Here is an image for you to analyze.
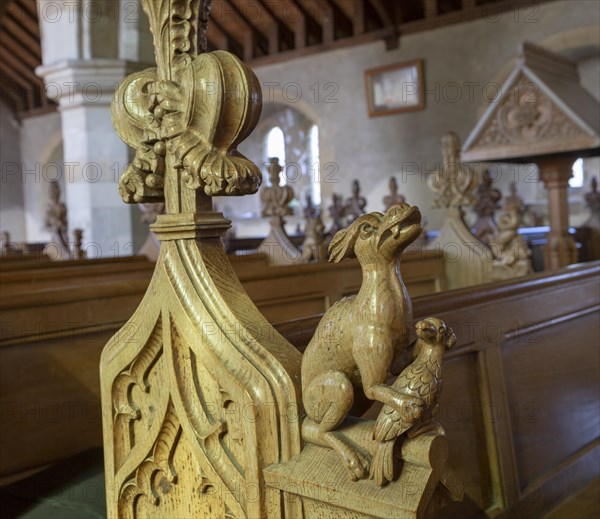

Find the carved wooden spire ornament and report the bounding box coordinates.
[582,176,600,260]
[344,179,367,223]
[112,0,261,204]
[101,2,302,518]
[428,132,490,289]
[383,176,406,210]
[44,180,70,260]
[328,192,346,235]
[102,3,462,518]
[473,167,502,245]
[257,157,304,264]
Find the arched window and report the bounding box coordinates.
[265,126,285,185]
[309,124,321,205]
[569,158,584,188]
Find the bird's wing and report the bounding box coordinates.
[373,395,424,442]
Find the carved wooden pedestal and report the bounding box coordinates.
[265,421,461,519]
[538,157,578,270]
[101,213,304,518]
[258,159,303,265]
[429,208,492,289]
[258,216,302,265]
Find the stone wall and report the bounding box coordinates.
[245,0,600,230]
[0,102,25,241]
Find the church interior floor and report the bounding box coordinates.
[0,449,105,519]
[0,448,597,519]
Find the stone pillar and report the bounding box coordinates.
[36,0,151,257]
[38,60,139,256]
[538,156,578,270]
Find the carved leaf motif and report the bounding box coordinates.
[118,401,181,518]
[261,160,294,217]
[112,318,164,470]
[497,77,553,143]
[168,318,247,497]
[140,0,210,81]
[429,132,476,209]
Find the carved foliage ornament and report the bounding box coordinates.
[474,76,587,148]
[260,158,294,217]
[112,0,262,203]
[428,132,477,208]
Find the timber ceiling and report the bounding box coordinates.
[0,0,549,118]
[0,0,53,117]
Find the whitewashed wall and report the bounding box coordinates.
[246,0,600,231]
[0,102,25,240]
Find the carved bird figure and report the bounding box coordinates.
[370,318,456,486]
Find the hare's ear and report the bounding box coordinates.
[328,225,359,263]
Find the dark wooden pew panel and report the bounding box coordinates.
[277,262,600,518]
[235,249,445,323]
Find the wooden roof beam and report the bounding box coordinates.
[367,0,394,26]
[0,64,36,111]
[353,0,365,35]
[0,46,48,110]
[0,83,27,113]
[424,0,438,18]
[256,0,295,52]
[0,46,43,87]
[9,0,40,38]
[0,60,33,91]
[318,0,353,41]
[3,15,41,60]
[366,0,399,49]
[221,0,269,58]
[210,17,245,60]
[0,0,12,18]
[288,0,322,47]
[0,30,40,70]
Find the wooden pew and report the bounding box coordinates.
[0,249,444,481]
[2,260,596,506]
[0,254,147,272]
[0,255,155,292]
[277,261,600,519]
[232,248,445,322]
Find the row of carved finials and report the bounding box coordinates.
[247,157,541,239]
[3,165,598,261]
[254,156,553,245]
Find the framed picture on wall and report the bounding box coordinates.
[365,60,425,117]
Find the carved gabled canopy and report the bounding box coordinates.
[462,41,600,163]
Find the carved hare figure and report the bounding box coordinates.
[301,203,422,480]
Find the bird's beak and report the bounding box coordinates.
[377,205,422,249]
[446,331,457,349]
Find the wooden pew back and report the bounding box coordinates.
[232,249,445,322]
[275,262,600,518]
